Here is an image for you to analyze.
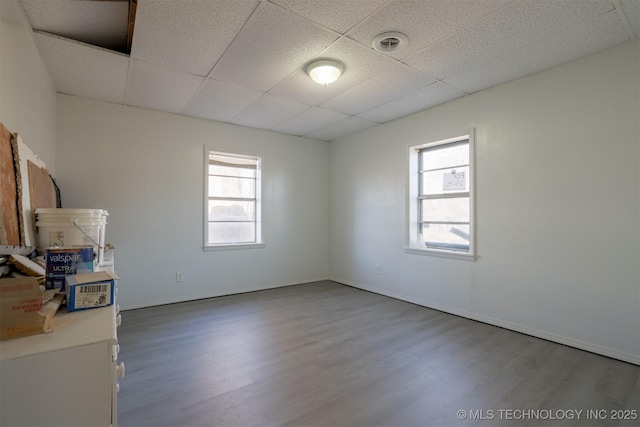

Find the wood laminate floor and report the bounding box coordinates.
[117,281,639,427]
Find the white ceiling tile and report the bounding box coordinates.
[270,0,388,33]
[273,107,349,136]
[230,94,309,130]
[321,63,435,115]
[347,0,512,60]
[131,0,259,76]
[306,116,378,141]
[19,0,632,139]
[126,60,204,114]
[21,0,128,51]
[33,32,128,104]
[270,37,396,106]
[183,79,263,123]
[357,82,464,123]
[405,0,616,80]
[443,10,630,94]
[210,2,339,92]
[621,0,640,38]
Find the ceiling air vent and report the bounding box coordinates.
[372,32,408,53]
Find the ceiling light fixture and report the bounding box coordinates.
[306,60,344,86]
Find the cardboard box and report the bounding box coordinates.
[0,277,62,340]
[65,272,117,312]
[45,246,94,291]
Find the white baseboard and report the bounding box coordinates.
[330,276,640,366]
[122,276,330,311]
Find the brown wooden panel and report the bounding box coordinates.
[27,160,56,212]
[0,122,20,245]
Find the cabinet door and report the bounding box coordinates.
[1,342,112,426]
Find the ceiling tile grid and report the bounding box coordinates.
[443,9,630,94]
[209,2,339,92]
[182,79,264,123]
[273,107,349,136]
[270,0,389,34]
[131,0,259,76]
[269,36,397,106]
[321,63,436,115]
[230,94,310,130]
[404,0,616,80]
[126,60,204,114]
[346,0,514,60]
[33,32,129,105]
[18,0,638,141]
[306,116,378,141]
[357,82,465,123]
[621,0,640,38]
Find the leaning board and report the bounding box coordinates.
[0,123,20,245]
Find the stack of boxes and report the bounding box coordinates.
[45,246,94,291]
[43,244,116,312]
[0,208,118,340]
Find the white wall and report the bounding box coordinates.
[0,0,56,173]
[56,96,330,310]
[329,40,640,364]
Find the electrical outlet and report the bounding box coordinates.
[176,272,184,282]
[375,265,381,274]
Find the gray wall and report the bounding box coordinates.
[56,96,330,310]
[329,40,640,363]
[0,0,56,173]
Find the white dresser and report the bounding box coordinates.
[0,303,124,426]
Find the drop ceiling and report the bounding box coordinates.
[19,0,639,141]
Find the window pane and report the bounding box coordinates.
[208,200,255,221]
[421,142,468,171]
[422,166,469,195]
[208,176,255,198]
[209,163,256,178]
[421,224,470,252]
[208,222,255,244]
[422,197,470,222]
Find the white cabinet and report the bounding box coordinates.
[0,304,122,426]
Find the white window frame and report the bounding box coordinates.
[203,147,264,251]
[405,130,475,261]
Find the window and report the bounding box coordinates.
[204,149,262,248]
[407,133,474,259]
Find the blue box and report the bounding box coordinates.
[65,272,117,312]
[45,246,94,291]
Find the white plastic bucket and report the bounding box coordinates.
[35,208,108,263]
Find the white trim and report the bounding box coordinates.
[203,146,264,249]
[407,129,476,259]
[330,277,640,366]
[120,276,331,311]
[405,247,476,261]
[203,243,266,251]
[412,133,470,150]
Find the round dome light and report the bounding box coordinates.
[307,60,344,86]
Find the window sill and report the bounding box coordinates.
[203,243,266,252]
[405,247,476,262]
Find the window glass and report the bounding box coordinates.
[421,166,470,195]
[421,224,470,251]
[411,135,473,256]
[421,198,470,223]
[208,200,255,221]
[208,222,255,245]
[421,143,469,171]
[205,150,261,247]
